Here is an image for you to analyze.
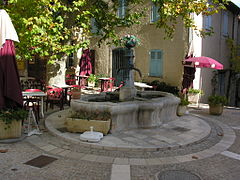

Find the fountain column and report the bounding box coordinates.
[119,46,137,101]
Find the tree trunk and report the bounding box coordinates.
[46,56,67,85]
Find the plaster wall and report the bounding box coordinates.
[90,1,187,88]
[193,10,236,103]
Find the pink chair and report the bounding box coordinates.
[25,89,42,92]
[66,74,77,85]
[46,88,64,111]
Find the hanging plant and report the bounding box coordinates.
[121,35,140,48]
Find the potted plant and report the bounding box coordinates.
[87,74,97,88]
[71,86,81,99]
[208,95,227,115]
[121,34,140,49]
[177,93,190,116]
[65,109,111,135]
[188,88,203,104]
[0,108,28,139]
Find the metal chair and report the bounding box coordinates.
[46,88,64,111]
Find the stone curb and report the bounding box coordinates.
[33,111,236,165]
[45,110,211,152]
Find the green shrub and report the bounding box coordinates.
[0,108,28,126]
[149,80,179,95]
[208,95,227,105]
[179,98,190,106]
[70,109,111,121]
[188,88,203,95]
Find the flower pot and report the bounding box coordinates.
[88,81,95,88]
[209,104,223,115]
[177,105,187,116]
[0,120,22,139]
[71,91,81,99]
[65,118,111,135]
[188,93,200,104]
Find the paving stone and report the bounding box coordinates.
[129,158,147,165]
[81,154,98,162]
[96,156,114,163]
[57,149,71,156]
[111,164,130,180]
[113,158,129,165]
[39,144,57,152]
[49,147,65,154]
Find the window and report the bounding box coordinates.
[90,18,98,34]
[149,50,163,77]
[117,0,127,18]
[204,15,212,30]
[151,2,159,22]
[222,11,228,36]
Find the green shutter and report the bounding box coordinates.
[149,50,163,77]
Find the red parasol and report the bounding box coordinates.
[79,49,92,76]
[183,56,224,70]
[0,10,23,109]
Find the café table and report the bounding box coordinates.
[76,75,89,87]
[99,77,111,92]
[22,91,47,118]
[134,82,153,91]
[52,84,72,105]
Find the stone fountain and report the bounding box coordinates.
[71,35,180,133]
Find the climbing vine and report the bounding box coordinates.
[226,38,240,72]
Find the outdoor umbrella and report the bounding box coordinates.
[0,9,22,109]
[79,49,92,76]
[183,56,224,70]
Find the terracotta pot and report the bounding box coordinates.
[0,120,22,139]
[177,105,187,116]
[209,104,223,115]
[71,91,81,99]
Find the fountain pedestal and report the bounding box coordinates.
[119,86,137,101]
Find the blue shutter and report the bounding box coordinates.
[149,50,163,77]
[151,2,159,22]
[91,18,97,33]
[118,0,126,18]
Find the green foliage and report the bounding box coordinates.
[87,74,98,83]
[153,0,228,39]
[226,38,240,72]
[2,0,144,62]
[179,98,190,106]
[188,88,203,95]
[1,0,228,63]
[178,92,190,106]
[0,108,28,126]
[150,80,179,95]
[70,109,111,121]
[208,95,228,105]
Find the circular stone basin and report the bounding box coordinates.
[157,170,202,180]
[71,91,180,133]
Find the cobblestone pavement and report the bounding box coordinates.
[0,105,240,180]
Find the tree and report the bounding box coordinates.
[1,0,228,62]
[0,0,228,83]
